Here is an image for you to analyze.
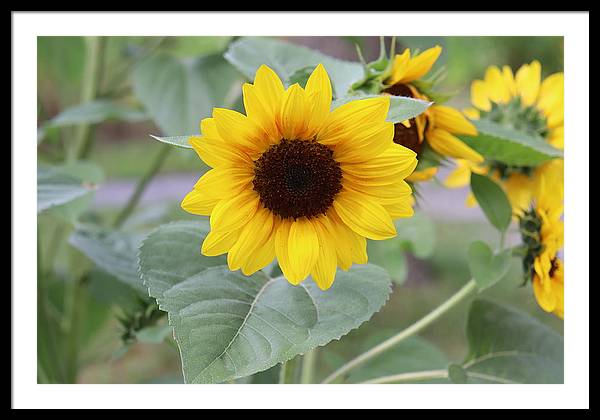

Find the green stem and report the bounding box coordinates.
[69,36,104,162]
[321,279,478,384]
[360,369,449,384]
[300,349,318,384]
[112,143,171,228]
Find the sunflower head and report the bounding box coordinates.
[382,46,482,183]
[517,168,564,318]
[446,61,564,214]
[182,64,418,290]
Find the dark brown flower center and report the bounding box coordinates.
[383,83,422,154]
[253,139,343,220]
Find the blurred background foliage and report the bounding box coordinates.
[37,36,563,384]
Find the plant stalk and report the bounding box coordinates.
[300,349,318,384]
[360,369,449,384]
[321,279,478,384]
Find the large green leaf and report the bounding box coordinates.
[224,37,364,98]
[37,165,94,213]
[332,94,431,124]
[462,299,563,383]
[460,119,563,167]
[133,53,242,135]
[38,100,147,143]
[367,240,408,285]
[470,173,513,232]
[467,241,512,291]
[138,220,392,384]
[69,227,146,294]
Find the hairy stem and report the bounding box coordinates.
[321,279,478,384]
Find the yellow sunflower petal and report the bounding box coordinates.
[181,188,219,216]
[242,83,281,144]
[471,80,492,112]
[463,107,480,120]
[305,63,333,135]
[275,219,300,284]
[484,65,511,104]
[502,65,517,97]
[406,167,438,183]
[318,96,389,146]
[515,60,541,107]
[384,200,414,219]
[213,108,267,153]
[333,121,394,163]
[227,207,275,274]
[444,159,473,188]
[430,105,477,136]
[402,45,442,83]
[192,167,254,199]
[288,217,319,283]
[189,135,252,168]
[341,143,417,179]
[310,218,338,290]
[548,126,564,149]
[537,72,564,129]
[333,191,396,240]
[200,118,222,140]
[201,228,240,256]
[278,83,310,140]
[533,275,557,313]
[210,190,259,233]
[426,128,484,163]
[387,48,411,85]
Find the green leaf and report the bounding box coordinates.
[467,241,512,291]
[69,227,146,294]
[332,94,431,124]
[462,299,563,383]
[224,37,364,98]
[44,161,105,223]
[37,165,94,213]
[138,220,392,384]
[460,119,563,166]
[149,134,194,149]
[347,332,449,383]
[133,53,241,135]
[470,173,512,232]
[39,99,147,142]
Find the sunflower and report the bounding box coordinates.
[383,45,483,182]
[446,61,564,214]
[518,167,564,318]
[181,64,418,290]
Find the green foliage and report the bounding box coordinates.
[462,300,563,383]
[460,119,563,167]
[470,173,513,232]
[332,94,431,124]
[37,164,98,213]
[467,241,512,291]
[38,100,147,143]
[224,37,364,98]
[138,220,392,383]
[69,227,146,294]
[133,53,242,135]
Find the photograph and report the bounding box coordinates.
[13,11,589,410]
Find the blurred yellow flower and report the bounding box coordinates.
[384,45,483,182]
[519,167,564,319]
[181,64,417,290]
[446,61,564,214]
